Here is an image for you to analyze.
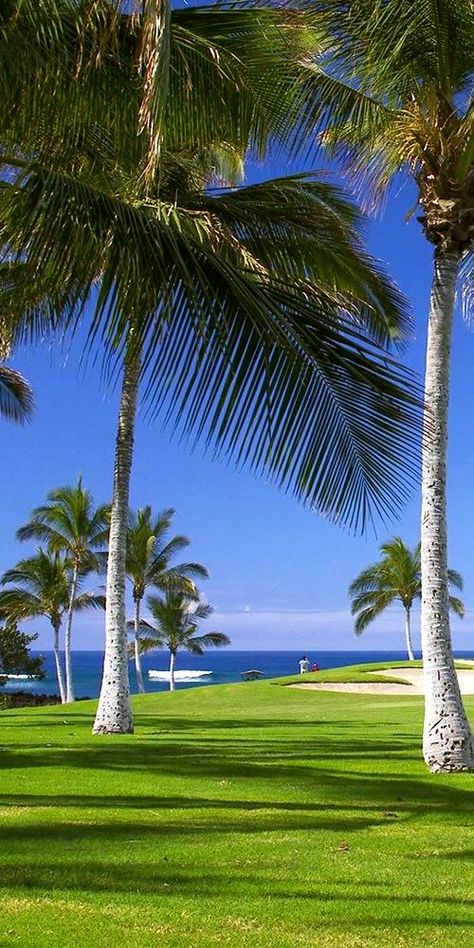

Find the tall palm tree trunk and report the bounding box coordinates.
[421,249,474,772]
[52,620,66,704]
[93,348,140,734]
[134,596,146,693]
[404,607,415,662]
[64,562,79,702]
[169,650,176,691]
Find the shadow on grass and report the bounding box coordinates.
[0,856,473,927]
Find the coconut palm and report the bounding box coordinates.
[0,1,421,733]
[17,480,109,702]
[126,505,208,693]
[135,591,229,691]
[308,0,474,771]
[0,549,105,702]
[0,366,33,423]
[349,539,465,661]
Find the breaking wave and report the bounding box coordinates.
[1,673,40,680]
[148,669,213,682]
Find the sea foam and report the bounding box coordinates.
[148,669,212,682]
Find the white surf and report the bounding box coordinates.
[148,669,212,682]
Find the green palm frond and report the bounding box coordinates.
[16,478,110,564]
[73,592,106,613]
[353,597,394,636]
[349,535,465,633]
[125,505,208,600]
[139,590,225,656]
[447,569,464,592]
[0,365,34,423]
[449,595,465,618]
[2,155,421,530]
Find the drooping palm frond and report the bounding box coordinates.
[447,568,464,592]
[0,365,33,422]
[353,595,394,636]
[449,596,465,618]
[2,155,421,531]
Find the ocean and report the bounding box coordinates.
[3,649,474,698]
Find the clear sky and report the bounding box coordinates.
[2,155,474,653]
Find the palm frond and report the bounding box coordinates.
[447,569,464,592]
[0,365,34,423]
[353,596,394,636]
[449,595,465,618]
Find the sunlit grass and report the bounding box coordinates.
[0,669,473,946]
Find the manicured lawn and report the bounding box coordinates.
[0,673,473,947]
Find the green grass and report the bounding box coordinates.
[0,667,474,947]
[281,658,474,687]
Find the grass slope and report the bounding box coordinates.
[0,670,473,947]
[281,659,474,686]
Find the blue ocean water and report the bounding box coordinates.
[3,649,474,699]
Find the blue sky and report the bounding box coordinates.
[2,158,474,653]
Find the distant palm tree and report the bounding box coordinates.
[0,366,33,423]
[135,591,229,691]
[0,549,104,702]
[349,539,464,661]
[17,479,109,702]
[126,506,208,693]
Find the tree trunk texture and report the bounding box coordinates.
[134,596,146,694]
[404,608,415,662]
[421,249,474,772]
[93,349,140,734]
[64,562,79,702]
[169,650,175,691]
[53,622,66,704]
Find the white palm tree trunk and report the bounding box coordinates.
[134,596,146,694]
[93,349,140,734]
[53,621,66,704]
[64,562,79,703]
[169,650,176,691]
[421,249,473,772]
[404,607,415,662]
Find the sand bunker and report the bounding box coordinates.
[290,665,474,696]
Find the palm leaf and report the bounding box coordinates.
[0,365,34,422]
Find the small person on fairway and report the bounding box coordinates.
[298,655,310,674]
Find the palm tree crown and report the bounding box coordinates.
[126,505,208,692]
[16,479,109,701]
[0,549,104,701]
[126,506,208,602]
[17,478,109,568]
[135,589,230,691]
[349,538,464,654]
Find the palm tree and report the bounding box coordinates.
[0,549,104,702]
[1,2,421,733]
[135,591,230,691]
[126,505,208,693]
[17,479,109,702]
[349,538,465,661]
[0,366,33,423]
[309,0,474,771]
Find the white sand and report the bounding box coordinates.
[290,665,474,696]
